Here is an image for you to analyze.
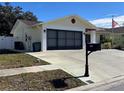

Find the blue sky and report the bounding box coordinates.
[1,2,124,21]
[1,2,124,28]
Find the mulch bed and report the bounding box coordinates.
[0,69,87,91]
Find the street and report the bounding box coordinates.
[88,78,124,91]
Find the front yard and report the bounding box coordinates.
[0,50,87,90]
[0,69,86,91]
[0,53,49,69]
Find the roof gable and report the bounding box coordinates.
[11,20,42,34]
[44,15,97,29]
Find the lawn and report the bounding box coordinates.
[0,53,49,69]
[0,69,87,91]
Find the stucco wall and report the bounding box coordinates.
[13,21,41,51]
[44,16,85,31]
[112,33,124,48]
[96,34,100,43]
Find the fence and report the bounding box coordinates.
[0,36,14,49]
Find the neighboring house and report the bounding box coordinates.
[95,27,124,48]
[11,15,97,52]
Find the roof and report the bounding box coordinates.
[11,20,42,34]
[45,15,97,29]
[97,27,124,34]
[11,15,97,34]
[20,20,40,26]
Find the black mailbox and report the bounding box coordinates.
[87,43,101,52]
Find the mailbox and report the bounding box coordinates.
[86,43,101,52]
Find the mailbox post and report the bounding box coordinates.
[84,42,89,77]
[84,36,101,77]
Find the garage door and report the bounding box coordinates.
[47,29,82,50]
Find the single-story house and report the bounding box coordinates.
[95,27,124,48]
[11,15,98,52]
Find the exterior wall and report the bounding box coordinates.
[112,33,124,48]
[96,33,110,43]
[44,17,85,31]
[96,34,100,43]
[13,21,41,51]
[0,36,14,49]
[13,22,25,42]
[42,16,86,51]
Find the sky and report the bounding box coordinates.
[1,2,124,28]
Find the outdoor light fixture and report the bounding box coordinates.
[44,30,46,32]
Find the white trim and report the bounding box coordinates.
[90,30,96,43]
[83,32,86,49]
[41,27,47,51]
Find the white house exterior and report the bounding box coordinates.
[11,15,97,52]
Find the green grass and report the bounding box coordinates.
[0,53,49,69]
[0,69,87,91]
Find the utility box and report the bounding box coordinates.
[87,43,101,52]
[14,42,24,50]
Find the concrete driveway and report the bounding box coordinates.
[28,49,124,83]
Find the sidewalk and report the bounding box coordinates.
[0,65,59,77]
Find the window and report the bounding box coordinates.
[71,18,76,24]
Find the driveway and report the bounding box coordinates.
[28,49,124,83]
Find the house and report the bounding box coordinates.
[11,15,97,52]
[92,27,124,48]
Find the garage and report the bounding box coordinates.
[47,29,82,50]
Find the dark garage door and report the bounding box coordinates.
[47,29,82,50]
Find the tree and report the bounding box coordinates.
[0,3,38,36]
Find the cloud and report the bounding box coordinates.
[90,15,124,28]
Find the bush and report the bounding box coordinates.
[101,42,112,49]
[103,38,112,43]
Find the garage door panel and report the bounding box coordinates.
[75,32,82,39]
[66,40,75,46]
[66,32,75,39]
[58,31,66,39]
[75,40,82,46]
[47,30,57,38]
[58,39,66,47]
[47,39,57,47]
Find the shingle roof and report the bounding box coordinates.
[97,27,124,33]
[20,20,40,26]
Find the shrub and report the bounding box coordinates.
[101,42,112,49]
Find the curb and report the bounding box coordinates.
[66,75,124,91]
